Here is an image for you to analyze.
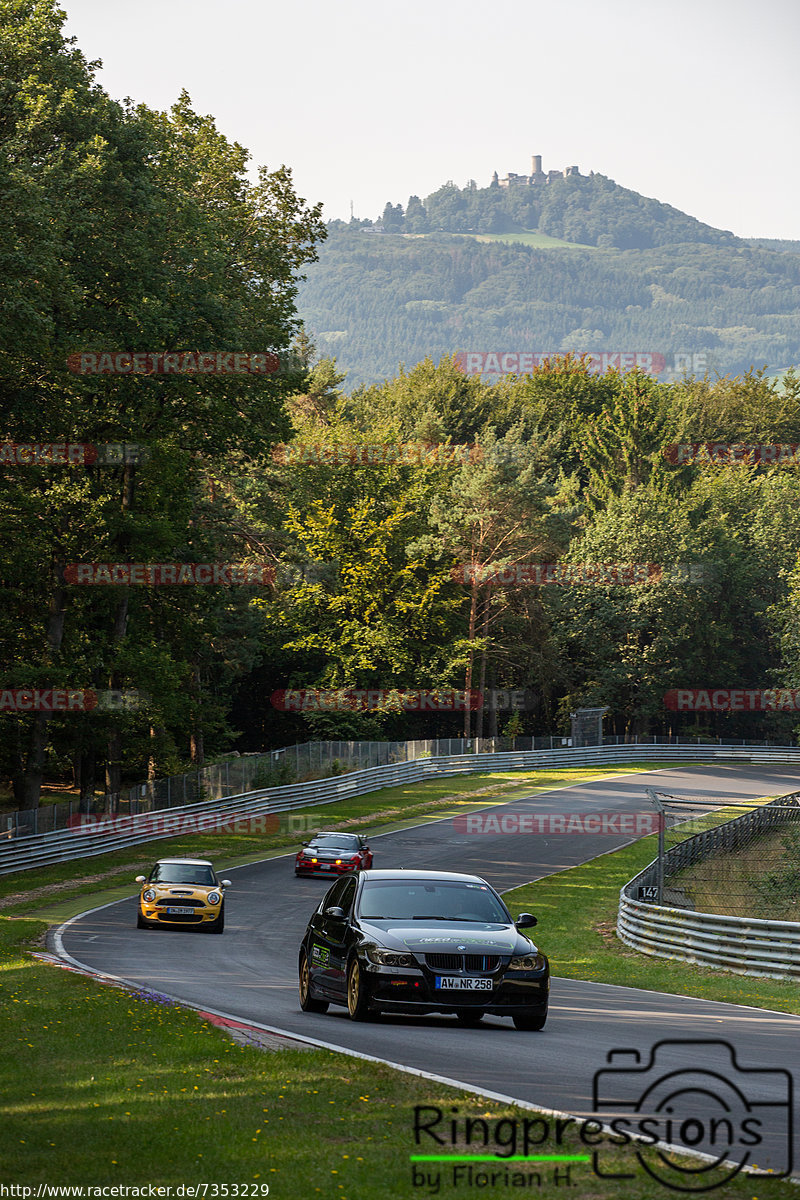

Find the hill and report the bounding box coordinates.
[295,168,800,389]
[297,232,800,391]
[370,170,740,250]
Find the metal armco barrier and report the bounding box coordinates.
[617,892,800,980]
[618,792,800,980]
[4,742,800,878]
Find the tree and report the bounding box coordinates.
[405,195,429,234]
[409,427,568,737]
[381,202,404,232]
[0,0,326,806]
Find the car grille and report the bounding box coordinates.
[425,954,500,972]
[155,897,205,908]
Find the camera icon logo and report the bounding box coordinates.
[592,1039,793,1192]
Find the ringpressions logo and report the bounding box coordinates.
[408,1039,793,1193]
[591,1038,793,1191]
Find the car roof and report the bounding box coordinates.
[312,831,359,838]
[153,858,213,867]
[360,869,490,884]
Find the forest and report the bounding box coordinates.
[372,172,740,247]
[298,230,800,391]
[4,1,800,812]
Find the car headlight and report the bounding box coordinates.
[365,947,417,967]
[207,892,221,906]
[508,953,545,971]
[142,889,156,903]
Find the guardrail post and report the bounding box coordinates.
[646,788,666,904]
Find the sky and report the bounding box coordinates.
[61,0,800,239]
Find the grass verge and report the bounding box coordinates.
[667,823,800,920]
[503,832,800,1014]
[1,919,795,1196]
[450,230,590,250]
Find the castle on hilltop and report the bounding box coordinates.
[493,156,582,188]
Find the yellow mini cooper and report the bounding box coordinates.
[135,857,231,932]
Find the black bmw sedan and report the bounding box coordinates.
[298,869,549,1030]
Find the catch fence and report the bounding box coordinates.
[3,733,781,837]
[618,788,800,979]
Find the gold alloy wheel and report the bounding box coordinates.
[299,950,329,1013]
[347,959,361,1015]
[346,957,373,1020]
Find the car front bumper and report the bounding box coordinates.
[295,862,359,876]
[140,904,221,925]
[363,963,550,1015]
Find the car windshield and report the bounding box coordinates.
[358,880,509,923]
[149,863,216,886]
[311,835,359,849]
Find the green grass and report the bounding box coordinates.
[503,832,800,1014]
[1,919,796,1196]
[1,764,670,920]
[452,230,590,249]
[0,784,96,810]
[667,824,800,920]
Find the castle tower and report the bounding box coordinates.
[531,154,542,176]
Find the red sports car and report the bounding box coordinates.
[295,831,373,877]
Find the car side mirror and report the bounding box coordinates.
[135,875,146,883]
[325,905,346,919]
[301,842,309,847]
[515,912,537,928]
[221,880,232,887]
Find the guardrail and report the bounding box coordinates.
[5,742,800,878]
[9,732,786,837]
[618,793,800,980]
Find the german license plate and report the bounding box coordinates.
[435,977,492,990]
[166,906,194,915]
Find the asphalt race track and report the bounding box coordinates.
[57,764,800,1180]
